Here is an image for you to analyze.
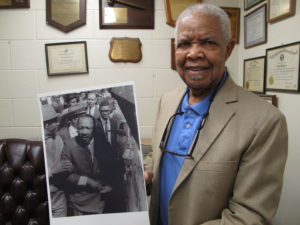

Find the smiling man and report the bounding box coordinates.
[144,3,288,225]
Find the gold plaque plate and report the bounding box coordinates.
[0,0,12,6]
[109,38,142,63]
[46,0,86,33]
[51,0,80,26]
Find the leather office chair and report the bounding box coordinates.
[0,139,49,225]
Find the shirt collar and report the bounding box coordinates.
[181,71,228,116]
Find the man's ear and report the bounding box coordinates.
[225,39,235,61]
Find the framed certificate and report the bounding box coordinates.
[165,0,202,27]
[244,0,264,11]
[258,94,277,106]
[243,56,266,94]
[266,42,300,92]
[0,0,30,8]
[268,0,296,23]
[244,4,267,48]
[45,41,89,76]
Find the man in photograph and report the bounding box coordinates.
[62,114,111,216]
[42,104,73,217]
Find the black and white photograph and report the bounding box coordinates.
[38,82,149,225]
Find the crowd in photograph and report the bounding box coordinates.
[40,88,147,217]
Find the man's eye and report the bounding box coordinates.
[177,42,190,48]
[205,40,217,46]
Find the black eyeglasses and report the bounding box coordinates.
[159,111,209,159]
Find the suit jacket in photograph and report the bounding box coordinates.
[61,137,104,214]
[147,76,288,225]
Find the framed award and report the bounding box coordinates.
[243,56,266,94]
[266,42,300,92]
[244,4,267,48]
[99,0,154,29]
[46,0,86,33]
[268,0,296,23]
[45,41,89,76]
[244,0,264,11]
[165,0,202,27]
[0,0,30,8]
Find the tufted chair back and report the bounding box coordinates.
[0,139,49,225]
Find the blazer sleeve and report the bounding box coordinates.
[201,112,288,225]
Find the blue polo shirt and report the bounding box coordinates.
[159,90,212,225]
[159,73,227,225]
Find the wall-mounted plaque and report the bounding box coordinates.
[99,0,154,29]
[171,38,176,70]
[109,38,142,63]
[266,42,300,92]
[243,56,266,94]
[268,0,296,23]
[0,0,30,8]
[258,94,277,107]
[221,7,240,43]
[165,0,202,27]
[244,0,264,11]
[46,0,86,33]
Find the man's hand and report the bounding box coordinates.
[87,178,103,191]
[100,185,112,194]
[144,170,153,185]
[52,159,73,174]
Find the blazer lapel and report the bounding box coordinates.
[172,77,238,193]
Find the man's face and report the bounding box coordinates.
[77,117,94,145]
[100,105,111,120]
[175,13,234,95]
[87,93,97,107]
[69,98,78,106]
[45,119,58,135]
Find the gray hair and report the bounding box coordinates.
[175,3,231,44]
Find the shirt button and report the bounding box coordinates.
[188,110,192,114]
[186,124,191,128]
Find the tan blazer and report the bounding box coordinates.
[147,76,288,225]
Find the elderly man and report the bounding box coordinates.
[62,114,111,215]
[42,104,72,217]
[144,3,288,225]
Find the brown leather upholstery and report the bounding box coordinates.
[0,139,49,225]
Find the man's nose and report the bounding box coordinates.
[187,43,205,59]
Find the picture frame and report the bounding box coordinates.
[165,0,202,27]
[0,0,30,8]
[244,0,265,11]
[258,94,277,106]
[45,41,89,76]
[266,41,300,92]
[171,38,176,70]
[243,56,266,94]
[99,0,154,29]
[46,0,86,33]
[268,0,296,23]
[244,4,267,49]
[221,7,240,43]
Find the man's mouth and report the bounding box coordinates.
[185,66,210,71]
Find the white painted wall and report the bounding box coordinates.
[237,1,300,225]
[0,0,299,224]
